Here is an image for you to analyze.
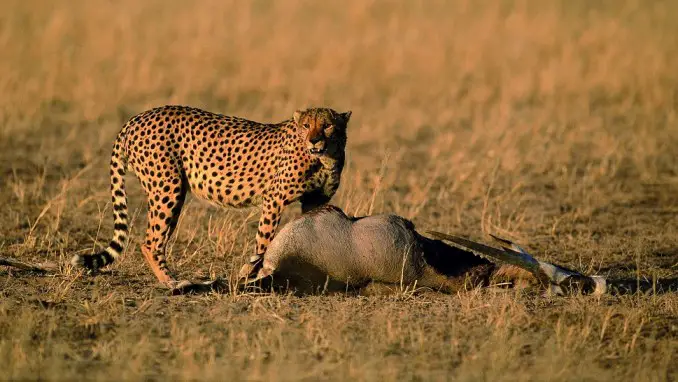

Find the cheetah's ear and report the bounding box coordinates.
[293,110,303,125]
[340,111,352,125]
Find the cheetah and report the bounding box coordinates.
[70,105,352,290]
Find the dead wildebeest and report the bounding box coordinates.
[239,205,607,296]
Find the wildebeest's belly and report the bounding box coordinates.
[271,256,370,294]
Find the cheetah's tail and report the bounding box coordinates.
[71,133,129,271]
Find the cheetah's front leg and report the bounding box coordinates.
[238,197,284,280]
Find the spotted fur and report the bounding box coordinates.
[71,105,351,287]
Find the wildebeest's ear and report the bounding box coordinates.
[293,110,303,125]
[340,111,352,125]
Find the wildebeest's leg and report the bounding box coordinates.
[417,264,496,293]
[490,264,538,288]
[427,231,608,295]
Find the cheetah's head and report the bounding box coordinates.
[293,108,352,157]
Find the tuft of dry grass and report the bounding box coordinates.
[1,0,677,380]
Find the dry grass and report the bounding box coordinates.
[1,0,677,380]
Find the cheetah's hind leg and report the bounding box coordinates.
[139,188,228,294]
[138,178,192,291]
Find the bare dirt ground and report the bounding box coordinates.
[1,1,677,380]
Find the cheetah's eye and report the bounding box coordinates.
[303,123,310,129]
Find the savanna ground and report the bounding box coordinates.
[1,0,677,380]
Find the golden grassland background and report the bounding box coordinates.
[1,0,677,380]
